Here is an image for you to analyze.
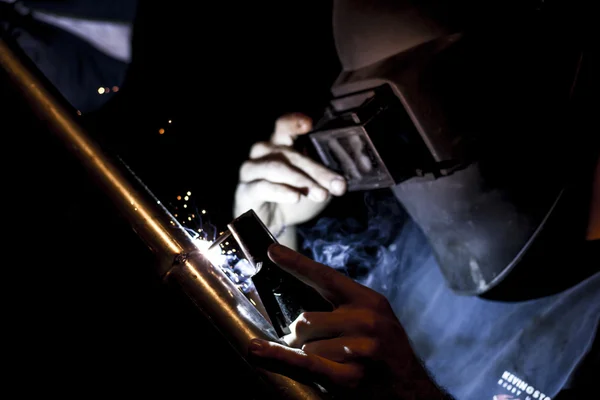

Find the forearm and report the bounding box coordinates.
[250,202,299,250]
[277,225,297,250]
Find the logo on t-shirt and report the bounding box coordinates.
[494,371,551,400]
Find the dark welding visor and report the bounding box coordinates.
[314,30,586,295]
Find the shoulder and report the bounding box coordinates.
[561,242,600,394]
[557,318,599,398]
[554,268,600,398]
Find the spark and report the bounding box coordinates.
[194,237,230,269]
[168,198,252,290]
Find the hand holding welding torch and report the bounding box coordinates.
[248,244,448,399]
[234,113,347,246]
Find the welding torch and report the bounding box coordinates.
[208,210,333,337]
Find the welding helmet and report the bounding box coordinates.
[324,0,594,295]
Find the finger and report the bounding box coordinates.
[236,180,301,205]
[239,157,328,202]
[348,135,372,174]
[249,339,364,388]
[328,138,362,179]
[249,141,274,159]
[302,337,380,363]
[284,309,377,348]
[271,113,313,146]
[268,244,373,305]
[283,311,345,348]
[250,143,346,196]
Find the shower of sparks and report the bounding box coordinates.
[190,233,255,292]
[166,190,256,292]
[193,236,229,268]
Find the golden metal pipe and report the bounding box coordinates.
[0,36,326,399]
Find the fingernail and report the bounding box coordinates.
[296,120,309,132]
[249,339,264,354]
[330,178,346,195]
[268,244,288,261]
[268,243,282,255]
[308,187,327,202]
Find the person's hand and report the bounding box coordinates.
[234,113,347,234]
[247,244,449,399]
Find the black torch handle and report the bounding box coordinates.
[252,260,333,337]
[228,210,333,337]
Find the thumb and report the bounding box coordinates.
[271,113,313,146]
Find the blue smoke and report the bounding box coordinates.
[298,191,409,286]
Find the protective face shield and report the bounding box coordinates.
[299,0,592,295]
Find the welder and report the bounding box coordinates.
[233,1,599,398]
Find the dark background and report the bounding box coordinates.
[94,2,341,228]
[3,2,340,396]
